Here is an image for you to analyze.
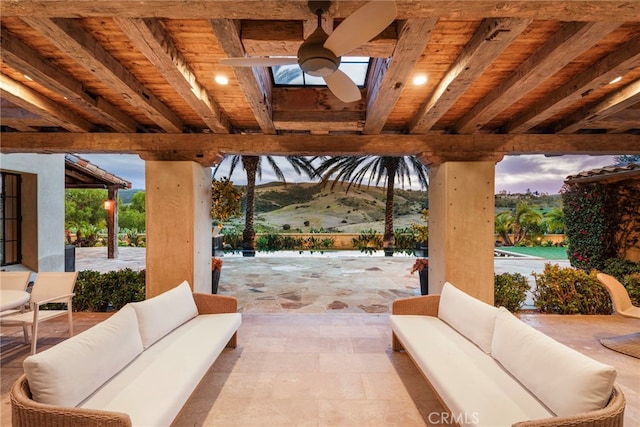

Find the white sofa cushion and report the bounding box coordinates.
[437,282,498,353]
[391,315,553,426]
[131,280,198,349]
[23,304,143,407]
[492,307,617,417]
[79,312,242,426]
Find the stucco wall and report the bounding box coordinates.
[0,153,65,271]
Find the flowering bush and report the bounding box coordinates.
[212,257,223,272]
[410,258,429,274]
[561,182,616,271]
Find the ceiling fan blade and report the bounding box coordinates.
[324,70,362,103]
[220,57,298,67]
[324,1,397,57]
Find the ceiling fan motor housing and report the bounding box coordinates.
[297,27,340,77]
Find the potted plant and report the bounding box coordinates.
[211,176,242,255]
[410,258,429,295]
[411,209,429,257]
[211,257,223,294]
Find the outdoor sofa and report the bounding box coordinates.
[10,280,241,427]
[391,282,625,427]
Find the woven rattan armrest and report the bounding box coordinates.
[192,293,238,348]
[392,295,440,316]
[513,384,625,427]
[11,375,132,427]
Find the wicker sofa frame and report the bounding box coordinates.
[392,295,626,427]
[10,293,239,427]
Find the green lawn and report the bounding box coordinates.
[498,246,569,260]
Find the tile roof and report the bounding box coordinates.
[565,163,640,185]
[65,154,131,189]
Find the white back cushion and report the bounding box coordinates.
[438,281,498,353]
[131,280,198,349]
[492,308,617,416]
[23,304,143,407]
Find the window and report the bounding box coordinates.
[1,172,21,266]
[272,56,370,86]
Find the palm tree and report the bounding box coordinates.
[495,202,543,245]
[314,156,429,256]
[544,207,565,234]
[215,155,316,256]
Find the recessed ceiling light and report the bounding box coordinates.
[413,74,427,86]
[609,76,622,85]
[23,74,33,81]
[215,75,229,85]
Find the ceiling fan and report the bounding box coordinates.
[220,1,397,103]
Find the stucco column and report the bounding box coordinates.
[428,161,495,304]
[145,161,212,297]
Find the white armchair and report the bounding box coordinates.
[0,272,78,354]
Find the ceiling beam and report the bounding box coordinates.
[410,18,531,134]
[114,18,231,133]
[1,28,138,133]
[2,1,639,21]
[2,133,639,164]
[454,21,623,133]
[21,17,184,133]
[504,34,640,133]
[364,18,438,135]
[552,79,640,134]
[210,19,277,134]
[0,73,93,132]
[242,20,396,58]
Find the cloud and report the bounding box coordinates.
[495,154,616,194]
[79,154,146,189]
[77,153,617,195]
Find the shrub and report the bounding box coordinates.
[74,269,145,312]
[602,257,640,279]
[561,182,617,271]
[532,263,612,314]
[256,233,282,252]
[352,229,383,255]
[623,273,640,306]
[494,272,530,312]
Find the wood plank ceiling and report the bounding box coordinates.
[1,1,639,165]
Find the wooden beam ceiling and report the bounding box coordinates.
[209,18,277,134]
[1,28,138,133]
[2,133,638,163]
[21,17,184,132]
[0,73,92,132]
[114,17,231,133]
[363,18,438,134]
[454,21,623,133]
[410,17,531,134]
[2,1,640,21]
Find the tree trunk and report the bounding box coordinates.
[383,158,398,256]
[242,156,259,256]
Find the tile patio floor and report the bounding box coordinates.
[1,248,638,426]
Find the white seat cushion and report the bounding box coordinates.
[131,280,198,349]
[79,312,241,427]
[437,282,499,354]
[24,305,143,407]
[391,315,553,427]
[491,308,617,417]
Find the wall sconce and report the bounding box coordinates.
[103,200,114,210]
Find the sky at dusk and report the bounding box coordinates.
[80,153,617,195]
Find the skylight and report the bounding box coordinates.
[272,57,370,87]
